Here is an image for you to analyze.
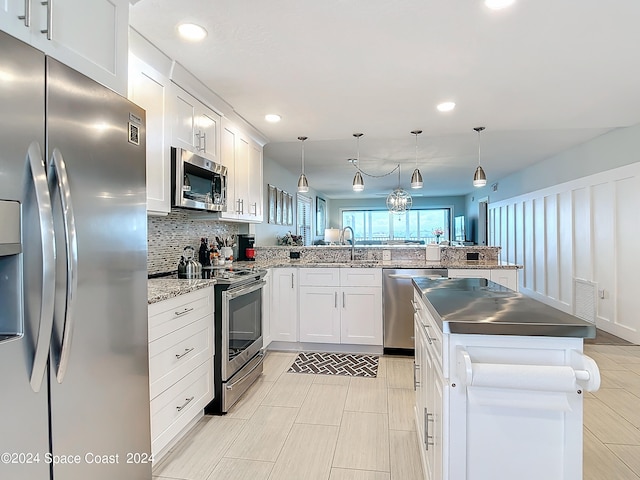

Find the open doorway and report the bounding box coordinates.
[478,197,489,246]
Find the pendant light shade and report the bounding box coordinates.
[297,136,309,193]
[352,171,364,192]
[352,133,365,192]
[472,127,487,188]
[410,130,423,189]
[473,165,487,187]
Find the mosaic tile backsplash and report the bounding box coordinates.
[148,209,240,275]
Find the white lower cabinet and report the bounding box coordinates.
[298,268,383,346]
[270,268,298,342]
[262,269,272,349]
[148,287,214,460]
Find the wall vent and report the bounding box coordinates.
[574,278,597,324]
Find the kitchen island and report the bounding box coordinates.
[412,277,599,480]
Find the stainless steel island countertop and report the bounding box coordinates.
[413,277,596,338]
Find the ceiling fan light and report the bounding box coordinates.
[352,171,364,192]
[473,166,487,187]
[410,168,423,189]
[297,173,309,193]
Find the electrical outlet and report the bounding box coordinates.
[382,250,391,262]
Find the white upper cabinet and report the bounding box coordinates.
[128,54,171,215]
[171,85,221,163]
[1,0,129,95]
[219,118,263,223]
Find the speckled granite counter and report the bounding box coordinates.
[147,260,520,304]
[148,278,216,304]
[240,259,520,270]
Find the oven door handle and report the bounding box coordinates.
[226,352,265,390]
[224,280,266,300]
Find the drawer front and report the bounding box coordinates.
[149,288,213,342]
[414,291,442,369]
[340,268,382,287]
[298,267,340,286]
[149,317,213,399]
[150,361,213,456]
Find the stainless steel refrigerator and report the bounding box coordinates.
[0,31,151,479]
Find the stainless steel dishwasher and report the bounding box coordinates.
[383,268,448,354]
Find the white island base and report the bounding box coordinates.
[413,284,600,480]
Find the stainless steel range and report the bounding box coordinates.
[205,267,267,414]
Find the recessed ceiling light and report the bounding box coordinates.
[265,114,281,123]
[437,101,456,112]
[484,0,515,10]
[177,23,207,42]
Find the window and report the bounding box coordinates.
[297,194,312,246]
[341,208,451,243]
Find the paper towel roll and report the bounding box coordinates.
[470,363,577,392]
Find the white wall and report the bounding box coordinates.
[466,124,640,243]
[253,156,330,245]
[489,161,640,343]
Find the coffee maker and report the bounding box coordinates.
[237,234,256,261]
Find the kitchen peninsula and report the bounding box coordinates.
[412,277,599,480]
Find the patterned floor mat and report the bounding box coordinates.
[288,352,379,377]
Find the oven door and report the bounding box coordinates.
[221,280,265,380]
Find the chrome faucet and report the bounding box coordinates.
[340,226,355,261]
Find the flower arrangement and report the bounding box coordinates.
[432,227,444,236]
[277,231,304,246]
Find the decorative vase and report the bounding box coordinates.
[435,235,441,244]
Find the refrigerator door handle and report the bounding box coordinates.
[48,148,78,384]
[26,142,56,392]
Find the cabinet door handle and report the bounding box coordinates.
[251,202,257,215]
[426,412,435,449]
[202,132,207,152]
[40,0,52,40]
[18,0,31,26]
[413,362,420,390]
[174,307,194,317]
[410,300,420,312]
[422,323,434,345]
[175,347,195,360]
[176,396,194,412]
[334,291,337,308]
[342,292,346,308]
[291,273,294,289]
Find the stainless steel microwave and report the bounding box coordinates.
[171,147,227,212]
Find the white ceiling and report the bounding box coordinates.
[130,0,640,199]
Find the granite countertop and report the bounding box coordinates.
[245,260,521,269]
[147,261,521,304]
[148,277,217,305]
[413,277,595,338]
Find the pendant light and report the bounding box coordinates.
[473,127,487,187]
[297,136,309,193]
[386,164,412,214]
[410,129,423,189]
[352,133,365,192]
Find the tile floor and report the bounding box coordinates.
[153,345,640,480]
